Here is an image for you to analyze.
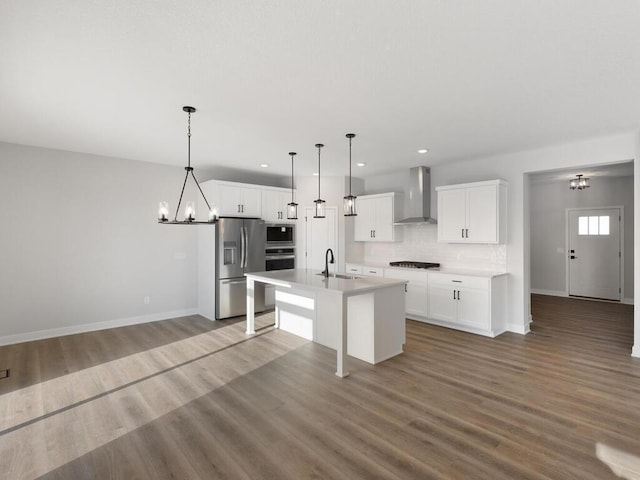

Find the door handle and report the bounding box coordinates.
[221,279,246,285]
[570,255,577,259]
[240,227,246,268]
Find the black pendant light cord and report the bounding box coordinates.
[173,107,211,222]
[316,144,323,198]
[290,152,296,203]
[348,134,353,196]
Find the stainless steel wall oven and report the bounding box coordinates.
[265,247,295,271]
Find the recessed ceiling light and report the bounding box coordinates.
[312,172,319,176]
[356,162,366,167]
[260,163,270,168]
[418,149,428,154]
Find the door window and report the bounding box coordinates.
[578,215,610,236]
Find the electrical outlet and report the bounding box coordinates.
[144,296,150,305]
[0,369,10,379]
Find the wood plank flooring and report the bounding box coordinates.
[0,295,638,479]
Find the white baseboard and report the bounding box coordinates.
[532,289,633,305]
[632,345,640,358]
[507,322,530,335]
[0,308,199,346]
[530,289,567,297]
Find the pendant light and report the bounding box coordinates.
[569,174,590,190]
[343,133,357,216]
[287,152,298,220]
[313,143,326,218]
[158,106,217,224]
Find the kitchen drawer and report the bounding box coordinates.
[362,267,384,277]
[428,272,489,290]
[384,268,429,283]
[345,263,363,274]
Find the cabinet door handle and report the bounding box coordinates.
[465,228,469,238]
[370,230,373,238]
[373,230,376,238]
[453,290,456,299]
[461,228,464,238]
[457,290,460,300]
[237,204,241,213]
[405,284,408,293]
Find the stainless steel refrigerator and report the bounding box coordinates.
[215,217,266,319]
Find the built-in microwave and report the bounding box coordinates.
[266,224,295,246]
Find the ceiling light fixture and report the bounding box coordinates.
[418,149,428,154]
[287,152,298,220]
[313,143,326,218]
[260,163,270,168]
[158,106,216,224]
[344,133,357,216]
[356,162,366,167]
[569,174,590,190]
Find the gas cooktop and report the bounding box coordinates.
[389,261,440,269]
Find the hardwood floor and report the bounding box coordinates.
[0,295,638,479]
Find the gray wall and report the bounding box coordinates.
[530,175,634,299]
[0,142,199,343]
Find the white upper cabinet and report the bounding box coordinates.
[354,193,402,242]
[214,183,262,217]
[436,180,507,244]
[262,189,295,223]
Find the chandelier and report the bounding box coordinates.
[158,106,217,224]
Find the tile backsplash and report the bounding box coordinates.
[362,224,507,272]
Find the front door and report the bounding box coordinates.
[568,208,621,300]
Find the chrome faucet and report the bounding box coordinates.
[322,248,335,277]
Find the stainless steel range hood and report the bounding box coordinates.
[393,166,437,225]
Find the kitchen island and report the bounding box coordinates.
[245,269,407,377]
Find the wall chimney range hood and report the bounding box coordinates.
[394,166,437,225]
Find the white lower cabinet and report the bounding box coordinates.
[384,268,428,319]
[344,263,508,337]
[427,272,507,337]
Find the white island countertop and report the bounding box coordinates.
[244,269,408,378]
[245,269,407,294]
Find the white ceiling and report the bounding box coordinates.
[2,1,640,178]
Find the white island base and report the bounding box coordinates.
[245,270,407,377]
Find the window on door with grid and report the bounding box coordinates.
[578,215,610,236]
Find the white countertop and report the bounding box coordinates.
[245,269,407,295]
[428,268,508,278]
[348,261,507,278]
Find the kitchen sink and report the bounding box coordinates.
[316,273,361,280]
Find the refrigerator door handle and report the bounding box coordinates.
[240,226,246,269]
[220,279,246,285]
[242,226,248,268]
